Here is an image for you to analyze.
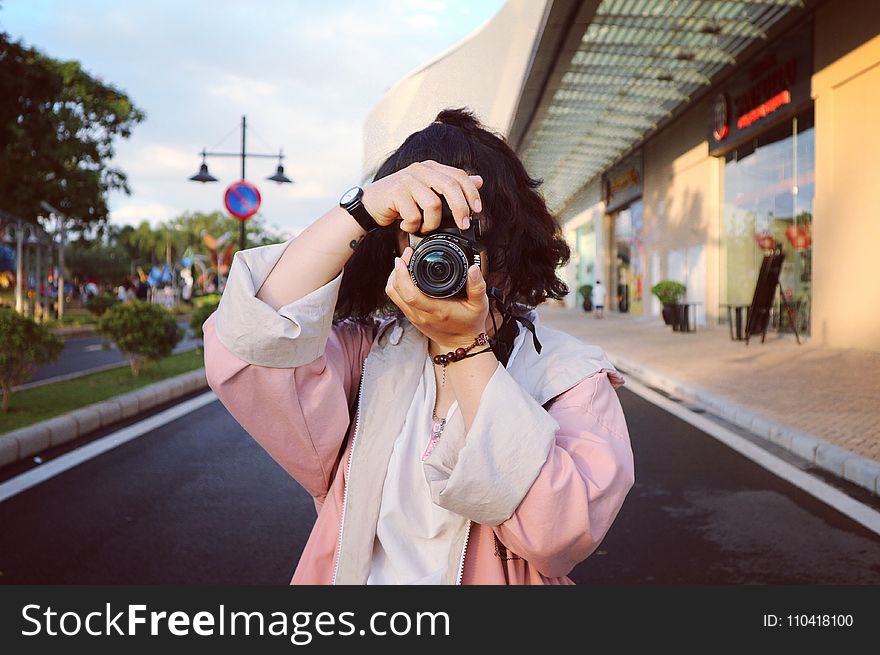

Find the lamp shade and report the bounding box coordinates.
[189,162,218,183]
[267,164,293,184]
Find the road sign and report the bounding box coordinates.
[224,180,262,220]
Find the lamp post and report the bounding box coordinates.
[189,115,293,252]
[40,202,69,322]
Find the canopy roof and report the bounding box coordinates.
[519,0,804,212]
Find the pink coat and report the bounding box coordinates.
[203,240,635,585]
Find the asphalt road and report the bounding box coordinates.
[28,322,200,384]
[1,388,879,584]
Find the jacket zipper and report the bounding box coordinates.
[455,520,472,585]
[331,356,368,585]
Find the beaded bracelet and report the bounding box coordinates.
[432,332,490,366]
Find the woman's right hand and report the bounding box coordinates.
[361,160,483,234]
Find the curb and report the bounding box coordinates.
[0,368,209,468]
[607,351,880,496]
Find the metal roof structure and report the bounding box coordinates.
[517,0,805,213]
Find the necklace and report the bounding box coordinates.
[424,359,447,462]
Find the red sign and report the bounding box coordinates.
[224,180,261,220]
[707,21,812,156]
[737,89,792,130]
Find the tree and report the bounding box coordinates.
[97,301,183,375]
[0,307,63,412]
[0,33,145,234]
[107,212,284,266]
[65,238,132,284]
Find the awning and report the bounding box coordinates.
[517,0,804,213]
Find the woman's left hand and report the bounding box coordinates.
[385,246,489,350]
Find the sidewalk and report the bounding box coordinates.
[538,306,880,493]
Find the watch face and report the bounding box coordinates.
[340,186,361,205]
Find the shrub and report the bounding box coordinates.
[98,301,184,375]
[0,307,63,412]
[577,284,593,301]
[193,294,222,308]
[650,280,687,305]
[189,299,220,345]
[85,292,120,316]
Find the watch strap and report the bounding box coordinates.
[341,190,378,233]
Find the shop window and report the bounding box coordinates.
[612,200,644,315]
[721,109,814,335]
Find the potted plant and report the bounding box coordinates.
[650,280,686,326]
[577,284,593,312]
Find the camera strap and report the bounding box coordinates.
[487,286,542,367]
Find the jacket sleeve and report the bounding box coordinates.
[203,238,374,501]
[422,365,635,578]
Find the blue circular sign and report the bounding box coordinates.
[224,180,262,220]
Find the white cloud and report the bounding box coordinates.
[111,201,182,226]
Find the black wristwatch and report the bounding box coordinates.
[339,186,378,233]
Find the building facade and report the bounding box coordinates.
[549,1,879,351]
[366,0,880,351]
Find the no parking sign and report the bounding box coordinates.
[224,180,262,220]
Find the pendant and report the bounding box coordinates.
[422,417,446,461]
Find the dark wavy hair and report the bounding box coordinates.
[333,107,570,324]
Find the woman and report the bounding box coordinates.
[203,108,635,585]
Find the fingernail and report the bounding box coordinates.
[474,198,482,212]
[462,217,471,229]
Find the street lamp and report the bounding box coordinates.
[188,115,293,251]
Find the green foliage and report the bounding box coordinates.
[101,212,284,266]
[0,33,145,233]
[193,294,222,308]
[97,301,184,375]
[66,239,132,284]
[85,292,120,316]
[577,284,593,300]
[0,349,203,433]
[189,299,220,344]
[650,280,687,305]
[0,307,63,412]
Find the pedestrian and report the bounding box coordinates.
[592,280,606,318]
[203,107,634,585]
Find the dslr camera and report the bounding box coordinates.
[406,196,486,299]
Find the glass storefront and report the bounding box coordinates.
[612,200,644,315]
[721,110,815,334]
[574,221,595,304]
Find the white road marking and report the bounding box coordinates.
[0,391,218,503]
[623,377,880,536]
[83,344,107,352]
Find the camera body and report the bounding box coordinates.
[407,197,485,299]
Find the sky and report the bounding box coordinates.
[1,0,506,237]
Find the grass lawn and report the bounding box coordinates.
[0,349,205,435]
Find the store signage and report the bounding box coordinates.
[712,93,730,142]
[708,21,812,155]
[603,152,642,213]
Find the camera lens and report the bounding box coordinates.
[425,252,452,284]
[410,237,468,298]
